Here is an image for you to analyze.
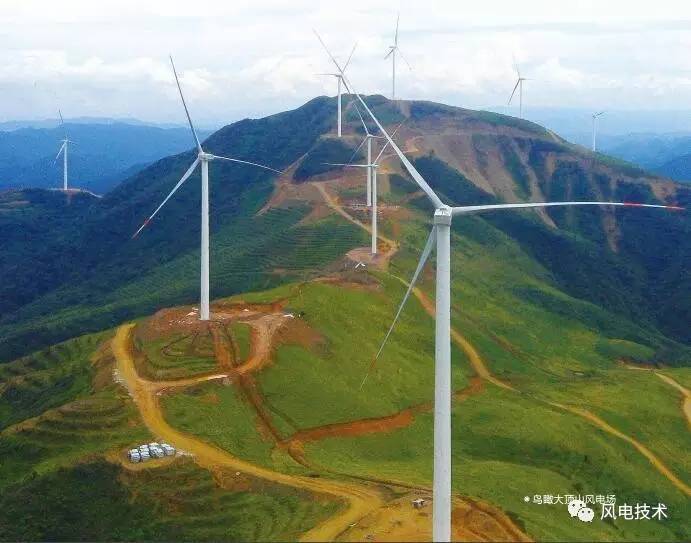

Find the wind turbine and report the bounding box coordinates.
[348,104,386,206]
[326,119,405,255]
[384,14,412,100]
[592,111,605,152]
[508,59,529,118]
[133,57,281,322]
[315,31,684,543]
[318,43,357,137]
[55,110,73,191]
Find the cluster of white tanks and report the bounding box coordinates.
[128,442,175,463]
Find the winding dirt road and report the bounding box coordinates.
[113,324,384,542]
[655,373,691,429]
[550,401,690,496]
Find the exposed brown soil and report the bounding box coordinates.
[285,377,484,446]
[339,492,531,543]
[273,316,325,353]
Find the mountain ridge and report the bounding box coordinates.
[0,94,688,364]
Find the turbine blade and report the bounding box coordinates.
[323,162,369,168]
[360,227,436,388]
[384,48,394,59]
[508,79,520,105]
[347,136,368,165]
[58,110,67,138]
[374,119,406,163]
[353,103,370,135]
[314,30,443,207]
[169,56,202,153]
[55,142,65,161]
[397,48,413,71]
[342,42,358,73]
[132,158,200,238]
[394,13,400,46]
[513,54,521,78]
[451,201,685,216]
[210,154,282,174]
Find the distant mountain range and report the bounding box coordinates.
[0,122,212,194]
[594,133,691,182]
[506,108,691,182]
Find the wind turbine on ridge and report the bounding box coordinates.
[315,31,684,543]
[592,111,605,152]
[384,13,412,100]
[326,117,405,255]
[133,56,281,322]
[55,110,73,191]
[317,43,357,137]
[508,58,529,118]
[348,104,385,206]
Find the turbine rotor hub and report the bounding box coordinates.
[433,207,452,226]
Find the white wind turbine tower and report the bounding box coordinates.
[508,59,529,119]
[348,104,386,206]
[315,31,684,543]
[318,43,357,137]
[55,110,73,191]
[592,111,605,152]
[133,57,281,322]
[326,118,405,255]
[384,14,412,100]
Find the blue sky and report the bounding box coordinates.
[2,0,691,126]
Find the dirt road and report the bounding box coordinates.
[113,324,384,542]
[313,183,399,268]
[655,373,691,429]
[551,401,691,496]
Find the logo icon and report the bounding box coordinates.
[568,498,594,523]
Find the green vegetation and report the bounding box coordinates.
[231,321,252,362]
[134,330,217,380]
[0,459,339,542]
[0,331,111,429]
[162,382,297,472]
[497,135,532,198]
[293,138,361,181]
[303,387,689,542]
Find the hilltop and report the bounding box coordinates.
[0,94,688,364]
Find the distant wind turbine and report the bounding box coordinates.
[318,43,357,137]
[592,111,605,152]
[133,57,281,322]
[326,117,405,255]
[316,30,684,543]
[508,59,530,118]
[384,14,412,100]
[348,104,385,206]
[54,110,74,191]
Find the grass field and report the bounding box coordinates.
[159,269,689,542]
[0,458,339,542]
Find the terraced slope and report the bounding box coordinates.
[0,328,342,541]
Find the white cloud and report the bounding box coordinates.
[1,0,691,124]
